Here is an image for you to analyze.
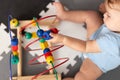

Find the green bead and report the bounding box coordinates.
[39,38,45,43]
[25,32,32,39]
[11,56,19,64]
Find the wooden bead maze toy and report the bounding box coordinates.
[8,15,69,80]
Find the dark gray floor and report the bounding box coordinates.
[60,0,104,10]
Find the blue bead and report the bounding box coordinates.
[11,38,18,46]
[43,30,52,40]
[43,48,50,54]
[37,29,44,38]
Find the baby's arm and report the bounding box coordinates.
[50,2,102,53]
[54,2,102,24]
[50,33,101,53]
[54,2,103,38]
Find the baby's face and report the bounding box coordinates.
[103,3,120,32]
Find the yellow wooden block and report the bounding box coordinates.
[40,42,48,50]
[32,32,38,38]
[13,51,19,56]
[31,19,36,26]
[46,56,54,64]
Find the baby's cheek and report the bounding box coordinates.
[103,17,107,23]
[103,18,109,26]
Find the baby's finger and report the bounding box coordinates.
[50,33,55,37]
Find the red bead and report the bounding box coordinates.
[11,45,18,51]
[50,28,58,34]
[44,52,52,59]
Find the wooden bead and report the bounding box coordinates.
[50,28,58,34]
[12,51,19,56]
[37,29,44,38]
[11,45,18,51]
[11,55,19,64]
[32,32,38,38]
[40,41,48,50]
[11,38,18,46]
[43,30,51,40]
[43,48,52,58]
[25,32,32,39]
[44,52,52,59]
[39,38,45,43]
[31,19,36,26]
[46,56,54,64]
[43,48,50,53]
[10,18,19,27]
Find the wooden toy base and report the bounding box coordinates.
[13,74,61,80]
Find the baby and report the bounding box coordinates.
[50,0,120,80]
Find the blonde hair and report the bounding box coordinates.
[105,0,120,10]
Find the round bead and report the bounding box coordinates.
[50,28,58,34]
[37,29,44,38]
[43,48,50,54]
[32,32,38,38]
[39,38,45,43]
[25,32,32,39]
[10,18,19,27]
[44,52,52,58]
[43,48,52,58]
[11,45,18,51]
[43,30,52,40]
[11,38,18,46]
[12,51,19,56]
[40,41,48,50]
[11,55,19,64]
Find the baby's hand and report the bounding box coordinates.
[49,33,64,44]
[53,2,66,20]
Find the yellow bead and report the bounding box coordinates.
[32,32,38,38]
[31,19,36,26]
[10,18,19,27]
[12,51,18,56]
[46,56,54,64]
[40,41,48,50]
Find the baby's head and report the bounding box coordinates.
[104,0,120,32]
[105,0,120,10]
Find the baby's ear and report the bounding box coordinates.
[99,2,106,14]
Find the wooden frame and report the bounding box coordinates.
[11,19,61,80]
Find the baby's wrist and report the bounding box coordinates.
[61,11,68,20]
[58,34,65,43]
